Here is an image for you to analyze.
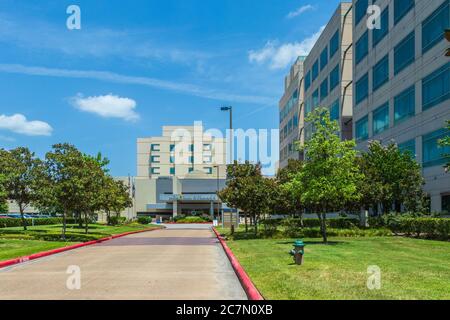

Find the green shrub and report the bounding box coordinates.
[109,216,127,226]
[176,216,210,223]
[379,216,450,240]
[137,216,152,225]
[260,219,280,237]
[0,217,68,228]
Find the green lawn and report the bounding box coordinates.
[224,236,450,300]
[0,223,162,262]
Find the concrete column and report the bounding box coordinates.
[210,201,214,217]
[173,200,179,218]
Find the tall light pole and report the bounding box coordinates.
[221,106,233,164]
[213,165,220,220]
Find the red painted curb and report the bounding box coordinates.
[165,222,213,225]
[212,227,264,301]
[0,227,160,269]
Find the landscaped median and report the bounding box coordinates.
[0,223,163,266]
[214,225,450,300]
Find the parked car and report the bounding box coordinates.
[0,215,8,219]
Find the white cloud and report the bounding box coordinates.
[286,4,315,19]
[0,64,276,105]
[249,26,325,70]
[71,94,140,122]
[0,114,53,136]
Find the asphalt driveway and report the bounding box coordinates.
[0,224,247,300]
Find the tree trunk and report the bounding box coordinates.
[84,212,89,234]
[19,203,27,231]
[254,215,258,236]
[320,213,328,244]
[244,212,248,232]
[61,210,67,241]
[78,212,83,227]
[106,211,111,225]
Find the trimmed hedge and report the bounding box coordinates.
[278,218,359,238]
[176,216,211,223]
[137,216,152,225]
[233,227,391,240]
[109,216,127,226]
[0,217,81,228]
[386,217,450,240]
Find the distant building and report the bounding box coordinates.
[130,122,228,218]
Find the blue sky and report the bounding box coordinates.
[0,0,343,176]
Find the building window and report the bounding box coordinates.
[305,97,312,115]
[330,100,339,121]
[442,195,450,213]
[394,85,415,124]
[394,0,415,25]
[422,1,450,54]
[330,30,339,58]
[372,54,389,92]
[423,128,450,168]
[422,62,450,111]
[203,144,212,151]
[150,167,160,175]
[355,31,369,65]
[329,64,340,92]
[372,102,389,135]
[188,167,194,173]
[355,73,369,105]
[398,139,416,159]
[189,156,194,164]
[320,46,328,71]
[373,6,389,48]
[355,116,369,142]
[170,155,175,164]
[320,77,328,101]
[355,0,369,26]
[293,114,299,127]
[305,71,311,91]
[170,167,175,175]
[312,89,319,108]
[312,60,319,82]
[204,167,213,174]
[189,144,194,152]
[394,31,415,75]
[170,144,175,152]
[203,155,212,164]
[150,155,160,163]
[151,144,160,151]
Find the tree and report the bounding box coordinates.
[0,148,43,230]
[439,120,450,172]
[40,143,87,240]
[110,180,132,220]
[287,108,363,243]
[358,141,425,214]
[218,161,262,232]
[99,176,132,225]
[274,159,304,220]
[0,174,8,213]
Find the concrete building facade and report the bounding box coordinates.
[302,2,354,144]
[352,0,450,212]
[133,123,228,218]
[279,56,306,167]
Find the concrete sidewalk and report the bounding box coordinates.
[0,225,247,300]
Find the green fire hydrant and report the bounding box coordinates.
[289,240,305,265]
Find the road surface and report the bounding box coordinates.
[0,224,247,300]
